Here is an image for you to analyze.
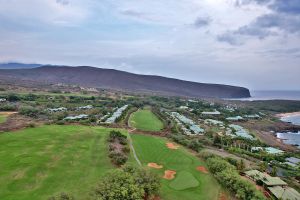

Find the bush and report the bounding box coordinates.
[19,106,40,118]
[206,157,265,200]
[7,93,20,102]
[108,131,129,166]
[48,192,75,200]
[91,165,160,200]
[0,104,16,111]
[26,123,36,128]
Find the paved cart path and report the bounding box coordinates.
[128,128,142,166]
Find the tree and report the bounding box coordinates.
[271,166,278,176]
[7,93,20,102]
[237,159,246,171]
[91,166,160,200]
[259,162,268,172]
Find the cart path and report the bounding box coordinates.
[128,128,142,166]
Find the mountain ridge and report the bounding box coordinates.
[0,65,251,98]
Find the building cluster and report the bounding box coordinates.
[105,105,128,124]
[0,98,6,102]
[47,107,67,112]
[245,170,300,200]
[64,114,89,121]
[170,112,204,135]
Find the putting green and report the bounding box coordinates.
[0,125,126,200]
[130,133,221,200]
[129,109,163,131]
[169,171,199,190]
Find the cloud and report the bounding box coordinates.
[235,0,271,6]
[56,0,69,6]
[269,0,300,15]
[219,0,300,45]
[193,17,211,28]
[0,0,300,90]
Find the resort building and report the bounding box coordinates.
[226,116,244,121]
[245,170,300,200]
[0,98,6,102]
[64,114,89,120]
[47,107,67,112]
[77,105,93,110]
[285,157,300,167]
[201,110,221,115]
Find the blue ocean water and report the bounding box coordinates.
[277,114,300,148]
[230,90,300,101]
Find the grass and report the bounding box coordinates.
[129,109,164,131]
[130,134,221,200]
[0,114,6,123]
[169,171,199,190]
[0,125,125,200]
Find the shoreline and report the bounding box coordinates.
[276,111,300,118]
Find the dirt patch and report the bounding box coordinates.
[166,142,179,150]
[196,166,208,174]
[0,112,18,116]
[0,114,42,132]
[148,162,163,169]
[163,170,176,180]
[12,169,27,180]
[219,193,228,200]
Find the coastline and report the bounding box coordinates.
[276,111,300,118]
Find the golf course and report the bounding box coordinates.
[0,123,222,200]
[130,134,221,200]
[0,113,7,123]
[0,125,122,200]
[129,108,164,131]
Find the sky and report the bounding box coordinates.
[0,0,299,90]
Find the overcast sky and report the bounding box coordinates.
[0,0,299,90]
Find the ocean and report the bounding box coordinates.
[231,90,300,101]
[277,114,300,148]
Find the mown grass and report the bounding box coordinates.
[0,114,6,123]
[0,125,124,200]
[131,134,221,200]
[129,109,164,131]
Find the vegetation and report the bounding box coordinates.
[129,109,164,131]
[91,165,160,200]
[108,131,129,166]
[0,125,117,200]
[131,134,221,200]
[203,155,265,200]
[0,114,7,123]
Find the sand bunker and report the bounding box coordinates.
[196,166,208,173]
[166,142,179,150]
[147,163,163,169]
[163,170,176,180]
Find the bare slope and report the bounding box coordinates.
[0,65,251,98]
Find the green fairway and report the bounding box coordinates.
[0,114,6,123]
[129,109,164,131]
[130,134,221,200]
[0,125,122,200]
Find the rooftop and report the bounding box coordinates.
[268,186,300,200]
[245,170,287,186]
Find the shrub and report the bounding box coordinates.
[91,165,160,200]
[107,131,129,166]
[0,104,16,111]
[48,192,75,200]
[19,106,40,118]
[26,123,36,128]
[206,157,265,200]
